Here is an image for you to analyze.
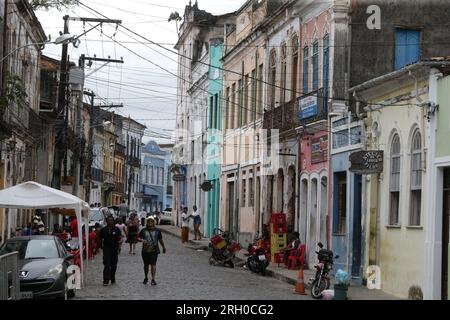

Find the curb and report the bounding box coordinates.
[159,226,199,246]
[160,226,303,287]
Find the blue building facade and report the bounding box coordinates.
[141,141,169,212]
[330,116,366,284]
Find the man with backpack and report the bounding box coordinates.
[137,217,166,286]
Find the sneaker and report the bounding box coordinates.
[103,281,109,286]
[111,279,116,285]
[151,279,157,286]
[143,278,148,285]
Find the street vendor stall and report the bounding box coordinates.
[0,181,90,286]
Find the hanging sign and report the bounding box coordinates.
[349,151,384,174]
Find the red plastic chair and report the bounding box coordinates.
[288,244,306,270]
[275,252,285,267]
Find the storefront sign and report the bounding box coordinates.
[311,135,328,164]
[349,151,383,174]
[173,174,186,182]
[298,95,318,120]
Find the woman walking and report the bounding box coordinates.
[181,207,191,244]
[192,205,202,240]
[127,214,140,254]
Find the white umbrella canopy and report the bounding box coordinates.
[0,181,91,286]
[0,181,90,214]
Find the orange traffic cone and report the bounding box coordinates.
[295,265,307,295]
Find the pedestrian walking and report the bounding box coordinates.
[115,218,127,253]
[139,209,147,227]
[138,217,166,285]
[127,214,139,254]
[118,200,129,221]
[181,207,191,244]
[99,216,123,286]
[70,216,78,238]
[192,205,202,240]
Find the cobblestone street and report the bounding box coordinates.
[75,233,311,300]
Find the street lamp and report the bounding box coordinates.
[0,33,77,63]
[89,120,111,129]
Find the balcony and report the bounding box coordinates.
[114,181,125,194]
[263,99,297,133]
[103,172,114,186]
[297,88,328,133]
[127,156,141,168]
[115,143,125,157]
[91,168,104,183]
[0,114,12,140]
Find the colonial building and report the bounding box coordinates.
[0,0,46,240]
[122,117,146,211]
[221,0,272,244]
[424,65,450,300]
[141,141,168,213]
[351,61,450,298]
[173,2,233,229]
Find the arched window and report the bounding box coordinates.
[269,49,277,109]
[410,130,422,226]
[389,134,401,225]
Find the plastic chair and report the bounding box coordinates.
[275,252,285,267]
[288,244,306,270]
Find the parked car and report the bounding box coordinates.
[88,208,106,228]
[159,208,174,225]
[0,235,75,300]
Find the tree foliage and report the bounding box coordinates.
[0,73,28,109]
[28,0,78,11]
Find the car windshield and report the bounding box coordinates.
[0,239,59,259]
[89,210,103,221]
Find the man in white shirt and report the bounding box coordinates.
[139,209,147,227]
[118,200,129,221]
[181,207,191,244]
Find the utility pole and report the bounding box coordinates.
[75,54,123,201]
[84,90,95,203]
[52,15,70,190]
[51,16,122,192]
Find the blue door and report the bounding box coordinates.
[395,29,421,70]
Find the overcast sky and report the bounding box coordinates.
[35,0,243,144]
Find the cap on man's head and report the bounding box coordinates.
[146,217,155,223]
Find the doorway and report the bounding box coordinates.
[227,181,235,236]
[287,166,296,233]
[442,168,450,300]
[352,174,363,278]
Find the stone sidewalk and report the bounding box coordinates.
[158,224,400,300]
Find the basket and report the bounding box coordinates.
[211,235,227,250]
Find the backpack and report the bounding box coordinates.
[143,229,158,253]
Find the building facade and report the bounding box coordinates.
[141,141,167,213]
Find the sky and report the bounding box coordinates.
[35,0,243,144]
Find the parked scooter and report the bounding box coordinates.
[245,236,270,276]
[310,242,339,299]
[209,229,242,268]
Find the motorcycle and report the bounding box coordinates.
[245,236,270,276]
[310,242,339,299]
[209,228,241,268]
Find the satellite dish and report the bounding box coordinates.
[201,181,212,192]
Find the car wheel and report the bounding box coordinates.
[57,282,68,300]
